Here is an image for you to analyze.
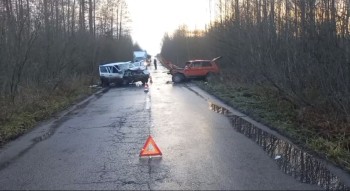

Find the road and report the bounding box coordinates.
[0,63,343,190]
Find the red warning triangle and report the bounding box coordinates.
[139,135,162,157]
[144,83,149,92]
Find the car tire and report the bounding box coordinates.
[101,79,109,87]
[172,73,184,83]
[122,79,129,86]
[206,72,215,82]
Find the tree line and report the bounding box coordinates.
[161,0,350,121]
[0,0,139,115]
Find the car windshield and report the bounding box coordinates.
[117,63,130,70]
[133,62,141,67]
[99,66,108,73]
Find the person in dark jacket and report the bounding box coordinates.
[153,59,157,70]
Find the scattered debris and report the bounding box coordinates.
[274,155,282,160]
[89,85,99,88]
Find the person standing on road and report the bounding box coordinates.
[154,59,157,70]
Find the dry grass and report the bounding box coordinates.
[0,76,98,146]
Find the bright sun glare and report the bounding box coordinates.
[126,0,215,56]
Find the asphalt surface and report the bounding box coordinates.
[0,62,338,190]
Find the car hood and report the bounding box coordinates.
[129,65,147,70]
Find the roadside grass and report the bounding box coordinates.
[195,80,350,172]
[0,82,99,146]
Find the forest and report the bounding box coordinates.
[161,0,350,170]
[0,0,139,144]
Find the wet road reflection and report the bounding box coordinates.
[209,102,230,115]
[209,102,348,190]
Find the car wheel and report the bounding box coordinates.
[172,73,184,83]
[101,79,109,87]
[206,72,215,82]
[122,79,128,86]
[100,79,104,87]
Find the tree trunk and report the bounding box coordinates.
[61,0,66,34]
[71,0,75,34]
[89,0,93,35]
[294,0,298,38]
[119,3,123,39]
[300,0,306,39]
[79,0,85,32]
[235,0,240,25]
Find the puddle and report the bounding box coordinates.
[209,102,349,190]
[209,102,230,115]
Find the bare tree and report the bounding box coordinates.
[0,0,135,120]
[161,0,350,120]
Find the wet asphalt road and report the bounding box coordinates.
[0,64,323,190]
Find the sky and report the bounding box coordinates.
[125,0,215,56]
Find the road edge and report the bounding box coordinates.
[0,87,109,171]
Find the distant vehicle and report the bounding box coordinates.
[133,51,147,63]
[99,62,131,87]
[168,56,222,83]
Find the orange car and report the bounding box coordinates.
[169,56,222,83]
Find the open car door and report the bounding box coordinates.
[211,56,223,62]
